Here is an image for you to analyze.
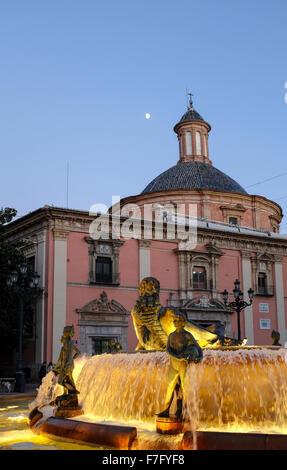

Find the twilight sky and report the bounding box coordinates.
[1,1,287,230]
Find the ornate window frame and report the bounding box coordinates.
[251,252,274,296]
[220,204,247,226]
[176,243,223,299]
[76,291,129,354]
[84,237,124,286]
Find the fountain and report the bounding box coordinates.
[27,346,287,449]
[25,277,287,450]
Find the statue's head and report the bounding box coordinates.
[139,277,160,298]
[137,277,160,309]
[271,330,280,341]
[173,313,185,330]
[62,325,74,341]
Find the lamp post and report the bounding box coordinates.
[7,262,40,393]
[222,279,254,342]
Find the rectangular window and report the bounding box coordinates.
[96,257,112,284]
[258,273,267,295]
[260,319,271,330]
[229,217,238,225]
[92,337,115,355]
[259,303,269,313]
[193,266,207,289]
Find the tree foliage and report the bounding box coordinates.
[0,208,40,352]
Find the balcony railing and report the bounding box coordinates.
[255,285,274,296]
[192,279,213,290]
[92,272,120,286]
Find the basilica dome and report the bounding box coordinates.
[141,161,247,195]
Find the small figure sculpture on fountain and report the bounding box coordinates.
[51,325,83,418]
[108,340,123,353]
[271,330,282,346]
[156,314,203,434]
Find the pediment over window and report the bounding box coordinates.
[220,203,246,225]
[205,243,224,256]
[255,252,274,262]
[77,291,128,315]
[183,295,227,311]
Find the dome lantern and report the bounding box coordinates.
[174,95,212,165]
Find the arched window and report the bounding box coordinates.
[179,135,183,159]
[196,131,201,155]
[186,132,192,155]
[202,134,207,156]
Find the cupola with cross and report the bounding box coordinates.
[174,94,212,165]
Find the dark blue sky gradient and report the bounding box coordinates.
[1,1,287,229]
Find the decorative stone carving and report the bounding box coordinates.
[53,229,69,241]
[76,292,129,355]
[183,296,226,311]
[77,291,128,315]
[220,203,247,225]
[84,236,124,285]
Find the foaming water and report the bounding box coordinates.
[184,347,287,433]
[31,347,287,435]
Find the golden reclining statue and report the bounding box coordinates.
[131,277,244,351]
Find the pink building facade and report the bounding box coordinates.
[4,98,287,377]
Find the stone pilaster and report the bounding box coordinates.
[274,257,286,344]
[52,229,69,363]
[241,251,254,344]
[35,230,47,365]
[138,240,151,281]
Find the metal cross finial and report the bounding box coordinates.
[188,92,193,108]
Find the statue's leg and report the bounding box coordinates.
[175,380,183,419]
[63,375,79,394]
[178,362,187,400]
[158,366,179,417]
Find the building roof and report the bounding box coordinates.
[141,161,247,195]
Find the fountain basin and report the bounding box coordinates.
[39,417,137,450]
[182,430,287,450]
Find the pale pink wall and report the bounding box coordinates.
[252,297,277,345]
[67,232,89,284]
[258,211,272,230]
[119,238,139,286]
[210,204,224,222]
[150,241,178,290]
[218,250,241,293]
[242,209,254,227]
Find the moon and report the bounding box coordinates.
[145,113,151,119]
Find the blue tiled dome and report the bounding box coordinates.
[179,107,205,123]
[141,162,247,195]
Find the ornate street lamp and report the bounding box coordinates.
[222,279,254,342]
[6,263,40,393]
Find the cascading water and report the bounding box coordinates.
[31,346,287,435]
